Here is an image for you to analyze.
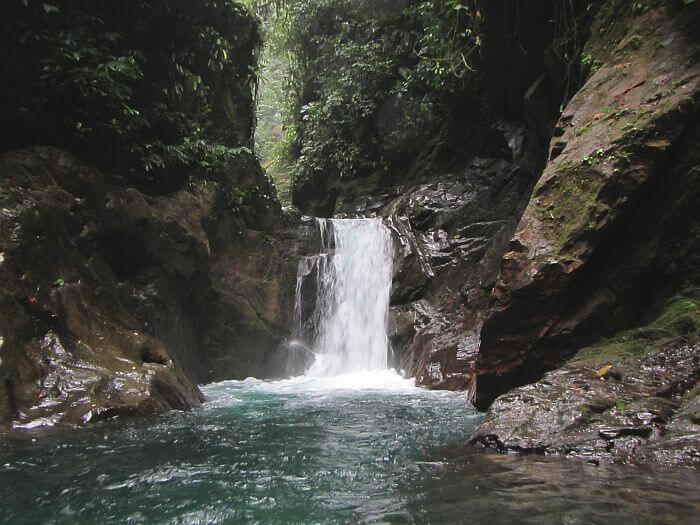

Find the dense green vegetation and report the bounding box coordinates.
[285,0,487,194]
[1,0,597,202]
[0,0,261,190]
[242,1,296,204]
[240,0,491,206]
[239,0,599,212]
[254,54,293,203]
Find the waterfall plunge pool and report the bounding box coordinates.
[2,371,699,524]
[3,219,699,523]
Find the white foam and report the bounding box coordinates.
[296,218,394,376]
[12,416,57,429]
[204,369,417,397]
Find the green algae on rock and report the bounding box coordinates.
[471,296,700,466]
[473,0,700,410]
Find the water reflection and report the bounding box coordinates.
[402,448,700,524]
[1,375,698,524]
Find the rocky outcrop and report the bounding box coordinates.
[467,2,700,465]
[0,147,307,426]
[286,1,582,392]
[379,122,545,387]
[287,4,700,440]
[471,297,700,466]
[472,1,700,409]
[319,120,545,388]
[0,0,315,427]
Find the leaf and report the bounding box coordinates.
[596,365,613,377]
[51,278,65,287]
[42,3,60,13]
[104,57,143,79]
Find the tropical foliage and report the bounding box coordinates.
[0,0,261,188]
[268,0,488,193]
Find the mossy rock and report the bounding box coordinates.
[572,296,700,365]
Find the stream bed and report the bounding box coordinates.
[2,371,699,524]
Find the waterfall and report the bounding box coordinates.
[294,218,393,376]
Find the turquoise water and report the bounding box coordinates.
[1,371,699,524]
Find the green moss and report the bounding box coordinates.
[535,163,606,257]
[382,188,413,216]
[582,148,606,166]
[671,73,699,91]
[603,107,632,121]
[631,0,662,15]
[573,125,591,137]
[688,384,700,402]
[572,296,700,365]
[626,34,643,50]
[340,169,388,205]
[580,54,603,76]
[582,0,663,71]
[654,297,700,334]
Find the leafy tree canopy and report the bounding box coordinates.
[1,0,261,188]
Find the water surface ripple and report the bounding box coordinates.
[1,372,698,524]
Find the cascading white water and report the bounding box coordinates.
[295,218,393,377]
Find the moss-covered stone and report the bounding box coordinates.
[472,296,700,465]
[572,296,700,366]
[0,146,311,426]
[474,0,700,409]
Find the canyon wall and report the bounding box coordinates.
[289,0,700,464]
[0,1,310,425]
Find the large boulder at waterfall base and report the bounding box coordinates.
[0,147,307,426]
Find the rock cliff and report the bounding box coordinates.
[289,0,700,464]
[0,147,308,426]
[470,2,700,464]
[288,0,567,391]
[0,1,317,427]
[474,1,700,409]
[3,0,699,462]
[380,122,544,389]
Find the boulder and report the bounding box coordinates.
[0,147,308,426]
[473,2,700,409]
[471,297,700,466]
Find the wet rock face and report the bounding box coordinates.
[0,148,306,425]
[473,3,700,409]
[371,122,546,387]
[471,296,700,466]
[294,118,546,389]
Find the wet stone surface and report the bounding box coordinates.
[471,340,700,466]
